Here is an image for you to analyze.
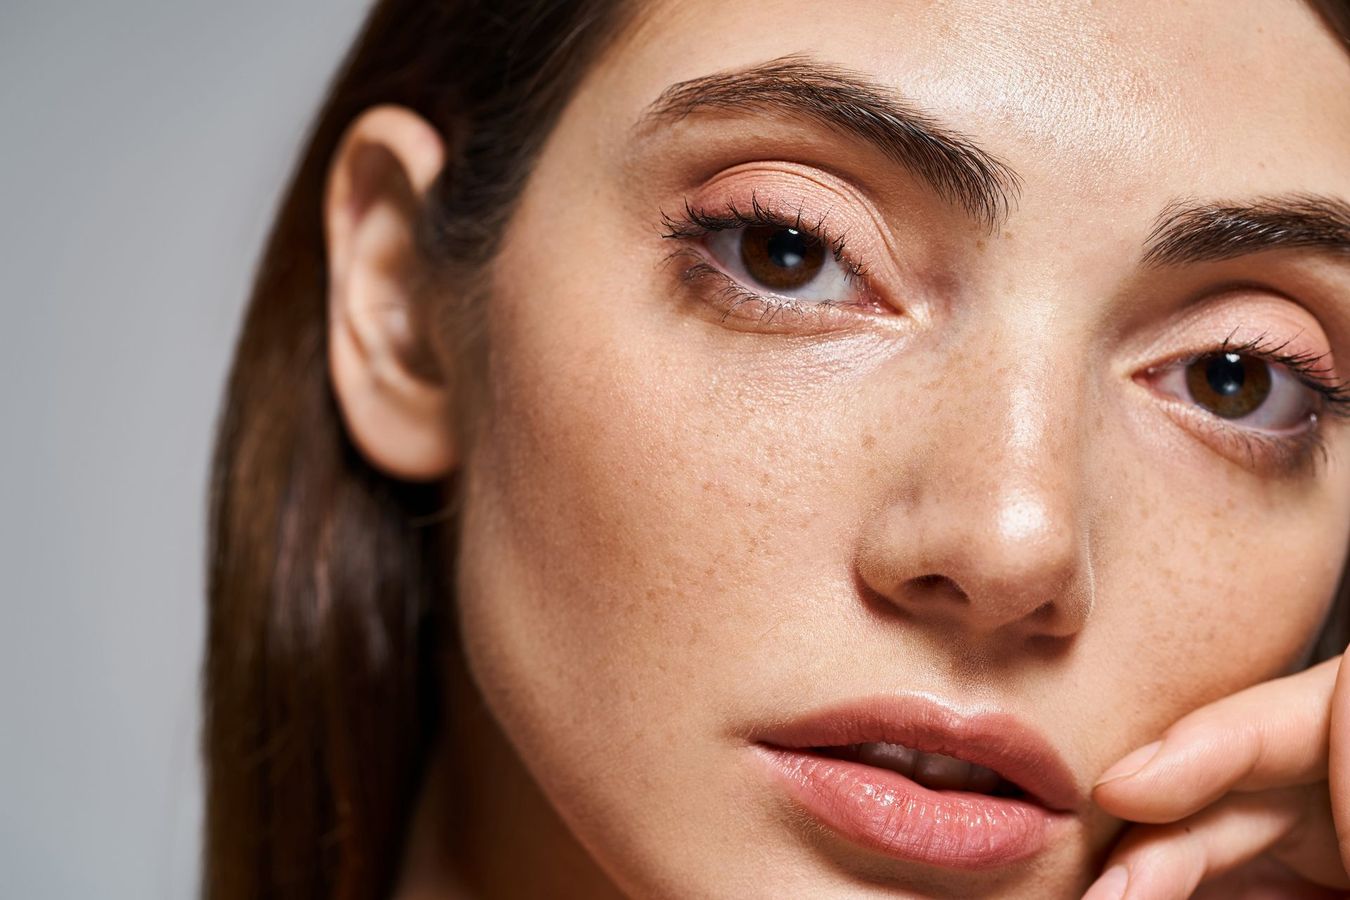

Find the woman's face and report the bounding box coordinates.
[449,1,1350,895]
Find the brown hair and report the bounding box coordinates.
[204,3,1350,898]
[203,2,628,898]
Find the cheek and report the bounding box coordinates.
[1076,431,1350,749]
[446,244,901,877]
[454,269,875,721]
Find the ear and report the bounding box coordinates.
[324,105,455,481]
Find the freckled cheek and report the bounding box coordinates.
[1099,474,1349,722]
[454,322,885,733]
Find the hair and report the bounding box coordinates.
[203,2,630,898]
[203,2,1350,898]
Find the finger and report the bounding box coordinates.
[1093,657,1339,824]
[1325,650,1350,873]
[1082,788,1308,900]
[1266,785,1350,889]
[1192,855,1347,900]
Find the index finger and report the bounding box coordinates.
[1092,655,1339,824]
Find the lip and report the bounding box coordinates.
[752,694,1081,870]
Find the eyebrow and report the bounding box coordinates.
[638,55,1021,229]
[1143,194,1350,267]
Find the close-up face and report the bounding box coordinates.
[434,0,1350,896]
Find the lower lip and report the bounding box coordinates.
[754,745,1066,869]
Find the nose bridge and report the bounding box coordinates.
[948,351,1085,588]
[988,372,1080,559]
[857,330,1094,640]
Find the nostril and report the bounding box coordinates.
[906,573,966,601]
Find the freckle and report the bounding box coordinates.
[702,480,714,492]
[862,433,877,449]
[1003,231,1015,241]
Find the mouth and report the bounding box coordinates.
[752,695,1081,870]
[814,741,1032,798]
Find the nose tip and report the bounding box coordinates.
[856,483,1092,641]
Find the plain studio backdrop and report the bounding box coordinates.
[0,1,375,895]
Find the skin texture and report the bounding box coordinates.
[324,1,1350,897]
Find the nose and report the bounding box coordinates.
[855,373,1094,644]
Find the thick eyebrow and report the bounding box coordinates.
[637,55,1021,230]
[1143,194,1350,267]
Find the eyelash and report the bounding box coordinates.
[658,193,879,327]
[1156,333,1350,475]
[657,195,1350,475]
[1221,333,1350,414]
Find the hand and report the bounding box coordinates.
[1081,655,1350,900]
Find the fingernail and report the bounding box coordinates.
[1095,740,1163,786]
[1082,865,1129,900]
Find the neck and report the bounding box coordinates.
[394,646,624,900]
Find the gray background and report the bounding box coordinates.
[1,1,374,895]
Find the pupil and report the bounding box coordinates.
[1205,353,1245,397]
[767,228,809,269]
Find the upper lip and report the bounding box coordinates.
[755,693,1082,813]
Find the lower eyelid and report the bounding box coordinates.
[665,250,865,333]
[1145,386,1326,476]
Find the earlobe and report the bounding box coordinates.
[324,105,457,482]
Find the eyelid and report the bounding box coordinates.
[1124,292,1341,379]
[664,252,871,333]
[1155,395,1330,477]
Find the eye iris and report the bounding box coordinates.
[739,225,825,290]
[1185,352,1272,419]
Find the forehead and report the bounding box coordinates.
[592,0,1350,205]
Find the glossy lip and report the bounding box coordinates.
[752,694,1081,870]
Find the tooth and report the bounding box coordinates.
[913,751,972,789]
[966,764,1002,794]
[856,741,918,777]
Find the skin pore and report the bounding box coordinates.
[324,1,1350,897]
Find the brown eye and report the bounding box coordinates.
[738,226,825,291]
[1184,352,1272,419]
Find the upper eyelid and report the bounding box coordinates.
[664,161,912,266]
[664,195,866,277]
[632,55,1021,228]
[1148,332,1350,400]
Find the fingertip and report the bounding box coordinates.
[1082,864,1129,900]
[1096,741,1164,789]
